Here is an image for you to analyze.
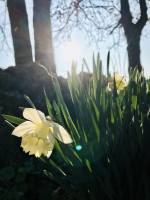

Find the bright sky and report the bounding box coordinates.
[0,1,149,78]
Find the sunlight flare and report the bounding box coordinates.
[60,39,83,63]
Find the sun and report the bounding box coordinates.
[60,39,83,64]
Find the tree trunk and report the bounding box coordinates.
[127,40,142,72]
[126,28,142,72]
[7,0,33,66]
[120,0,148,72]
[33,0,56,73]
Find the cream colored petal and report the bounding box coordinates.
[46,142,55,158]
[12,121,36,137]
[23,108,46,123]
[21,135,55,158]
[38,138,55,158]
[52,122,73,144]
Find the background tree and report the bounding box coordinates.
[120,0,148,71]
[52,0,150,71]
[7,0,33,66]
[7,0,56,73]
[33,0,56,73]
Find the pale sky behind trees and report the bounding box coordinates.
[0,0,149,77]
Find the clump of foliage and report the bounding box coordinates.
[43,56,150,200]
[3,55,150,200]
[0,159,58,200]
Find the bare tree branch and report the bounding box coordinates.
[137,0,148,29]
[120,0,132,26]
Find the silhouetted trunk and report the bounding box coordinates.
[126,30,142,71]
[33,0,56,73]
[7,0,33,66]
[120,0,148,72]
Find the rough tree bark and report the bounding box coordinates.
[33,0,56,73]
[120,0,148,71]
[7,0,33,66]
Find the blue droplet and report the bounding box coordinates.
[75,145,82,151]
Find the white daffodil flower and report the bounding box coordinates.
[12,108,73,158]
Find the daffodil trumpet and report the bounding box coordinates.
[12,108,73,158]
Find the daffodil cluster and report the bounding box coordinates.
[12,108,72,158]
